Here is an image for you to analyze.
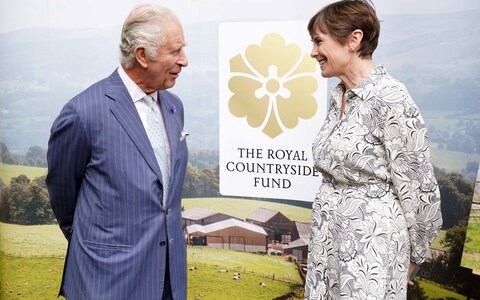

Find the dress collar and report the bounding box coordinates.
[330,65,387,107]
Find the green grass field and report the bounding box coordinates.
[0,223,67,257]
[3,250,469,300]
[0,163,47,185]
[422,111,480,172]
[188,247,302,283]
[0,251,300,300]
[186,262,300,300]
[429,146,480,173]
[182,197,312,223]
[461,206,480,271]
[0,219,465,300]
[417,278,467,300]
[0,254,64,299]
[0,222,302,299]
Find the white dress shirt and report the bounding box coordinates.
[117,65,164,134]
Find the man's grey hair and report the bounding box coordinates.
[119,4,180,68]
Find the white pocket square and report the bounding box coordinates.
[180,130,189,141]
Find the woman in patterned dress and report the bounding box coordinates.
[304,1,443,299]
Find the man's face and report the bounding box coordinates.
[146,22,188,91]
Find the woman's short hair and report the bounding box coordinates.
[119,4,180,68]
[308,0,380,58]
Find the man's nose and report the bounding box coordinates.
[178,49,188,67]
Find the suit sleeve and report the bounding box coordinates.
[46,101,90,240]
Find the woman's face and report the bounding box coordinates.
[310,28,351,79]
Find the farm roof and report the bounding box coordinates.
[187,218,267,236]
[246,207,280,222]
[182,207,221,220]
[282,237,309,249]
[294,222,311,238]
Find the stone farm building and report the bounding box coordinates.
[291,221,311,242]
[246,207,292,244]
[186,218,268,253]
[283,221,311,260]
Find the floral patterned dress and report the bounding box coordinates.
[304,66,442,299]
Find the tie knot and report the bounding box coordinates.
[143,95,157,109]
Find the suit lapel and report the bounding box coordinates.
[106,70,163,182]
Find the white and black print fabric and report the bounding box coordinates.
[304,66,442,299]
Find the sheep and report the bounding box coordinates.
[233,274,240,280]
[259,282,266,287]
[218,269,228,273]
[189,266,197,271]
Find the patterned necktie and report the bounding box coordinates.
[143,95,170,206]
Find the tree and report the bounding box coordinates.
[32,175,47,190]
[437,172,473,229]
[189,149,219,169]
[0,141,15,164]
[27,182,53,224]
[11,174,30,185]
[462,161,479,183]
[407,280,428,300]
[1,174,54,224]
[182,163,220,198]
[0,184,10,222]
[2,179,31,223]
[182,163,201,198]
[198,168,219,197]
[25,145,47,167]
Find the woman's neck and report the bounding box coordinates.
[340,58,375,90]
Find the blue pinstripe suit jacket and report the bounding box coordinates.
[46,69,188,299]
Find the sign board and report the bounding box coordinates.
[219,21,328,202]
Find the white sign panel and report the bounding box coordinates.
[219,21,327,202]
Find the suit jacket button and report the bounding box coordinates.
[160,241,166,247]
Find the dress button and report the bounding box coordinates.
[160,241,166,247]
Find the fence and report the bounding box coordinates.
[188,260,298,284]
[0,250,64,259]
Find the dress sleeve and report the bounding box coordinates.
[381,86,443,264]
[46,101,90,240]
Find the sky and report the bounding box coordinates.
[1,0,480,33]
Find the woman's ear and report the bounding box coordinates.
[134,46,148,68]
[349,29,364,52]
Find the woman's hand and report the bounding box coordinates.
[407,262,419,286]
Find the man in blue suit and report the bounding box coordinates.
[46,4,189,299]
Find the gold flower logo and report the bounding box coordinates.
[228,33,318,138]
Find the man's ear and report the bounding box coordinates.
[134,46,148,68]
[349,29,364,52]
